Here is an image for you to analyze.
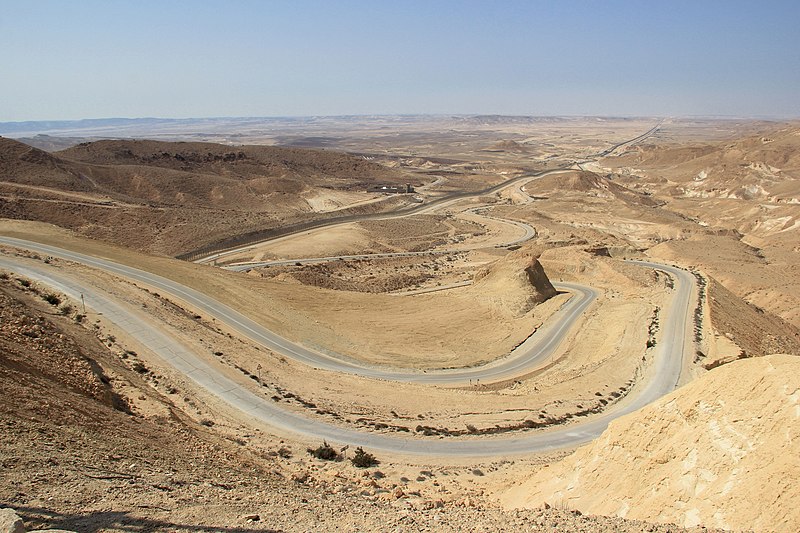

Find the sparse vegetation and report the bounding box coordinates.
[693,271,708,361]
[277,446,292,458]
[42,292,61,306]
[307,441,341,461]
[646,307,660,349]
[350,447,379,468]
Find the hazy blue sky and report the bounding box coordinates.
[2,0,799,121]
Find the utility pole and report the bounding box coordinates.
[80,293,86,314]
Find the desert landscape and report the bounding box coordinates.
[0,113,798,533]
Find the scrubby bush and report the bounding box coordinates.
[307,441,340,461]
[42,293,61,306]
[350,447,379,468]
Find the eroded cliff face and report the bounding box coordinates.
[473,249,557,317]
[501,354,800,532]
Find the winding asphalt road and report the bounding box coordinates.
[0,237,691,456]
[190,121,662,264]
[224,209,537,272]
[0,236,592,384]
[194,169,569,265]
[0,122,677,455]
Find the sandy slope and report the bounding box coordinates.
[500,354,800,531]
[0,244,722,532]
[3,118,799,530]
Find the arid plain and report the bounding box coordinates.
[1,116,799,532]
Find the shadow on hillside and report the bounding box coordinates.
[13,505,283,533]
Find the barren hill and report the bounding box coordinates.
[526,170,661,207]
[0,136,92,191]
[57,139,406,190]
[610,124,800,202]
[598,124,800,329]
[472,249,557,317]
[0,137,414,255]
[501,354,800,532]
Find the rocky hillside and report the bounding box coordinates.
[0,137,414,255]
[57,139,408,192]
[611,125,800,202]
[0,137,93,191]
[501,354,800,532]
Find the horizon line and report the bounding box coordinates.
[3,113,800,126]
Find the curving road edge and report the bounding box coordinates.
[0,237,692,457]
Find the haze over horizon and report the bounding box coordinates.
[2,0,799,122]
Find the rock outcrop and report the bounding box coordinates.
[0,509,24,533]
[0,508,77,533]
[501,354,800,532]
[472,250,557,317]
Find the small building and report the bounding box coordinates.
[367,183,414,194]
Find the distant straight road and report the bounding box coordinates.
[189,122,662,263]
[192,168,572,265]
[0,237,691,456]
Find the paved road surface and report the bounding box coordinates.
[192,122,661,264]
[0,237,592,384]
[0,238,691,456]
[225,210,537,271]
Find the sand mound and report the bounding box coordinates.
[501,354,800,532]
[472,250,557,317]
